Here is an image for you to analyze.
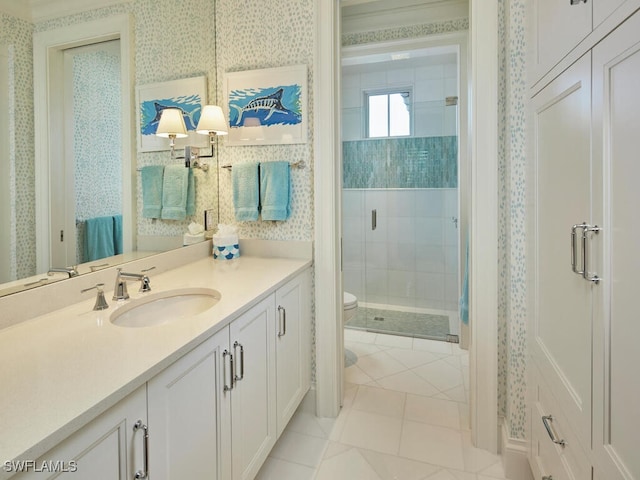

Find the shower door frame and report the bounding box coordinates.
[341,33,468,342]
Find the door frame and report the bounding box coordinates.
[34,14,134,273]
[313,0,499,453]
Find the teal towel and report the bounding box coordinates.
[232,162,260,221]
[84,216,115,262]
[260,161,291,221]
[113,214,123,255]
[161,165,190,220]
[141,165,164,219]
[186,168,195,216]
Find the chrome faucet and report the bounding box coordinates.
[81,283,109,311]
[113,267,153,301]
[48,266,79,278]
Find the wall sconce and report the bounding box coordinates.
[196,105,228,154]
[155,108,188,159]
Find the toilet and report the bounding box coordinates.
[343,291,358,324]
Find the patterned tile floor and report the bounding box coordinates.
[255,330,508,480]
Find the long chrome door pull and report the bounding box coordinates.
[133,420,149,479]
[233,341,244,381]
[277,305,287,337]
[223,349,234,391]
[541,415,566,447]
[371,209,377,230]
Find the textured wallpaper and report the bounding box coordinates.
[1,0,220,278]
[342,18,470,47]
[1,13,34,280]
[215,0,315,242]
[504,0,528,440]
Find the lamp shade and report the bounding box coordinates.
[156,108,188,138]
[196,105,228,136]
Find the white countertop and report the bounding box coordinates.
[0,255,311,478]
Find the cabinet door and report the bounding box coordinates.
[229,295,276,480]
[11,386,146,480]
[147,328,232,480]
[533,0,591,78]
[275,270,311,436]
[592,11,640,480]
[531,53,592,453]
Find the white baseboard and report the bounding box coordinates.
[500,420,534,480]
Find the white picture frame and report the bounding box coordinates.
[224,65,307,146]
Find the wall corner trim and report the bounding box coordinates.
[500,419,534,480]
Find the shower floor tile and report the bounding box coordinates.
[346,306,450,340]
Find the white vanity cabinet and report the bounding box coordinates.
[147,327,232,480]
[11,385,147,480]
[228,268,311,479]
[6,266,312,480]
[275,269,311,437]
[229,294,277,480]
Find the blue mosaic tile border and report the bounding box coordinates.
[343,136,458,189]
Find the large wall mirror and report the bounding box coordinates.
[0,0,219,296]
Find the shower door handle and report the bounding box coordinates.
[371,209,377,230]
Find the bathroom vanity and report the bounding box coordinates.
[0,242,312,480]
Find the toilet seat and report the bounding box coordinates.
[343,291,358,311]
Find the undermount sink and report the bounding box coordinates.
[110,288,221,328]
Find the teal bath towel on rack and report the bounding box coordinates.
[84,216,115,262]
[232,162,260,221]
[260,161,291,221]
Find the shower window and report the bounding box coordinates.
[365,88,412,138]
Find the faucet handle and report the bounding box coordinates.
[81,283,109,311]
[141,266,156,273]
[113,268,129,301]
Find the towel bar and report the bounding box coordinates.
[221,160,304,171]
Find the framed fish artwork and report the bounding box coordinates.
[135,76,209,152]
[224,65,308,146]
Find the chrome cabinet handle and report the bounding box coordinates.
[582,225,601,284]
[542,476,554,480]
[541,415,566,447]
[233,341,244,381]
[571,223,587,275]
[371,209,377,230]
[277,305,287,337]
[570,0,586,4]
[133,420,149,479]
[223,349,234,391]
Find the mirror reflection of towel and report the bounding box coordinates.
[84,216,115,261]
[161,165,193,220]
[141,165,164,219]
